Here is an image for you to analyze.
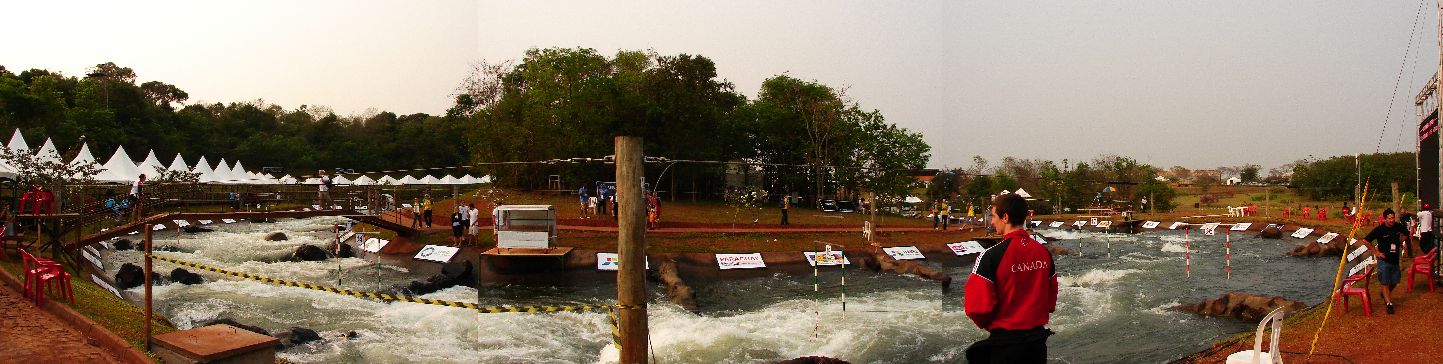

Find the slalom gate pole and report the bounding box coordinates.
[1225,229,1232,280]
[814,250,820,339]
[1185,227,1192,278]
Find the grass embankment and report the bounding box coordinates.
[0,257,175,350]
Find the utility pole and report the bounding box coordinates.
[614,136,649,363]
[144,225,154,351]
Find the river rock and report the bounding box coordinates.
[198,318,269,336]
[273,327,322,349]
[1175,292,1307,322]
[181,225,213,234]
[169,268,204,285]
[1259,225,1283,239]
[113,239,134,251]
[337,243,355,258]
[115,263,161,290]
[265,232,289,241]
[1288,240,1346,257]
[1047,245,1076,256]
[292,244,330,261]
[858,247,952,292]
[649,258,699,312]
[397,260,475,296]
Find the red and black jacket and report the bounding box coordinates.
[965,229,1058,331]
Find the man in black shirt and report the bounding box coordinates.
[1362,208,1408,314]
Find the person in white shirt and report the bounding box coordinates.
[317,170,334,209]
[468,203,481,240]
[1418,204,1435,254]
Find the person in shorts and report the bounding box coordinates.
[450,209,464,244]
[1362,208,1408,314]
[468,203,481,240]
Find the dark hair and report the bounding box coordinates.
[991,193,1029,226]
[1383,208,1395,218]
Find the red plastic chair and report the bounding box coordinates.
[1408,248,1438,293]
[1337,265,1374,317]
[19,249,72,305]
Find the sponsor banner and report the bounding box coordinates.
[414,245,461,263]
[947,241,986,256]
[1088,218,1099,226]
[1347,244,1369,262]
[1291,228,1314,239]
[92,274,123,299]
[1142,221,1160,229]
[1169,222,1186,230]
[1030,220,1042,227]
[173,220,191,227]
[312,205,321,210]
[882,246,926,260]
[1096,221,1113,228]
[1073,221,1087,227]
[1317,232,1339,244]
[221,219,237,224]
[402,203,413,208]
[1201,223,1219,235]
[198,220,213,225]
[1230,222,1252,231]
[151,224,167,231]
[339,231,356,244]
[597,252,651,271]
[716,253,766,270]
[803,251,851,266]
[1031,234,1049,245]
[1049,221,1064,228]
[1349,256,1376,277]
[361,237,390,253]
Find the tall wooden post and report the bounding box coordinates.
[1394,182,1402,214]
[1264,189,1270,216]
[614,136,649,363]
[143,224,154,351]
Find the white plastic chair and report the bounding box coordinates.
[1226,307,1286,364]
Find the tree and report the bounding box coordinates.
[140,81,188,108]
[1239,164,1260,183]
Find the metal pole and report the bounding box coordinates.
[144,224,154,351]
[614,136,649,364]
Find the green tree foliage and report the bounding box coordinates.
[0,63,470,176]
[1291,152,1414,201]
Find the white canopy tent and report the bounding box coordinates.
[278,175,298,184]
[7,129,30,154]
[232,161,252,183]
[68,144,97,167]
[397,175,419,185]
[377,175,398,185]
[192,156,216,183]
[332,175,352,185]
[477,175,494,184]
[904,196,924,204]
[458,174,477,184]
[35,138,61,164]
[439,175,460,185]
[419,175,440,185]
[352,175,377,186]
[166,154,190,174]
[136,151,166,178]
[95,146,142,183]
[1013,188,1033,199]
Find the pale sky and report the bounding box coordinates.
[3,1,1436,171]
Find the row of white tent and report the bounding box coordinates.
[0,129,492,186]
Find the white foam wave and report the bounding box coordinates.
[1059,269,1142,287]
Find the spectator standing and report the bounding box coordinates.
[780,195,791,225]
[130,174,147,222]
[317,170,334,209]
[468,203,481,242]
[422,195,434,228]
[964,193,1058,363]
[1361,209,1407,314]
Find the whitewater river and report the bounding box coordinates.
[99,218,1339,363]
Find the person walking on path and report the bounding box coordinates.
[458,203,471,244]
[468,203,481,243]
[1419,204,1438,283]
[964,193,1058,363]
[1360,209,1407,314]
[411,197,422,229]
[129,174,147,222]
[932,201,942,230]
[578,185,589,217]
[450,209,464,244]
[780,195,791,225]
[422,195,434,228]
[939,200,951,230]
[316,170,334,209]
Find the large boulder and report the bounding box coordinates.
[337,243,355,258]
[115,263,161,290]
[1288,240,1348,257]
[113,239,134,251]
[273,327,322,349]
[648,258,698,312]
[292,245,330,261]
[395,260,475,296]
[169,268,204,285]
[264,232,289,241]
[182,225,213,234]
[1259,225,1283,239]
[857,247,952,292]
[197,318,269,336]
[1174,292,1307,322]
[1047,245,1077,257]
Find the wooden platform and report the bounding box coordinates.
[481,246,573,257]
[152,324,278,364]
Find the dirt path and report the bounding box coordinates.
[0,285,120,364]
[1185,259,1443,363]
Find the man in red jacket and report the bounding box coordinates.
[964,193,1058,363]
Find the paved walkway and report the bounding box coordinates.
[0,285,120,363]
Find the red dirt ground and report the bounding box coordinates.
[0,285,120,363]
